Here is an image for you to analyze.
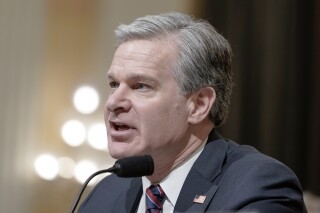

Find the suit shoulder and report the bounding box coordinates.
[78,175,140,212]
[226,141,295,175]
[213,141,304,211]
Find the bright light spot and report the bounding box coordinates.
[74,160,97,185]
[73,86,100,114]
[87,123,108,151]
[58,157,75,179]
[61,120,86,147]
[34,154,59,180]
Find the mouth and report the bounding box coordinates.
[114,123,130,131]
[108,120,136,141]
[110,121,133,131]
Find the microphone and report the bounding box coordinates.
[109,155,154,177]
[69,155,154,213]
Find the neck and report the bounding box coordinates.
[147,140,201,183]
[147,124,213,183]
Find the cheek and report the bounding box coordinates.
[138,99,189,137]
[103,103,109,121]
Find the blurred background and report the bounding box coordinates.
[0,0,319,212]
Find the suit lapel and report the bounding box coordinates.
[174,130,229,213]
[185,185,219,213]
[123,178,143,213]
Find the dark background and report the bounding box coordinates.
[202,0,320,195]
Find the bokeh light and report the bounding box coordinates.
[73,86,100,114]
[61,120,86,147]
[87,123,108,151]
[74,160,97,185]
[34,154,59,180]
[58,157,76,179]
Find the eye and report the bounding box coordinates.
[134,83,151,90]
[109,81,119,89]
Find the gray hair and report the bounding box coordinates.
[115,12,233,127]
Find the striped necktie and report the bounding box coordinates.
[145,184,165,213]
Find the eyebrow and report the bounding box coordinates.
[107,72,158,84]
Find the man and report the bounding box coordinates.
[79,12,305,212]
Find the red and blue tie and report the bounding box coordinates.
[145,184,165,213]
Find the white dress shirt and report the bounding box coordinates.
[137,140,206,213]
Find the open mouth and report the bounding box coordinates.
[108,120,135,140]
[115,124,130,131]
[110,121,131,131]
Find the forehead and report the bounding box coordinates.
[108,39,178,78]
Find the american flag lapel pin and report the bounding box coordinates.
[193,195,207,204]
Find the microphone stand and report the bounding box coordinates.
[69,155,153,213]
[69,168,112,213]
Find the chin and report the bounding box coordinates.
[108,148,136,160]
[109,151,127,160]
[109,142,143,158]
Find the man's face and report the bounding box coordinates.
[105,39,191,160]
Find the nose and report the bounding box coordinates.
[105,86,131,114]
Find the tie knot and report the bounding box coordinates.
[145,185,165,213]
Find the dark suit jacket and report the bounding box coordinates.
[78,130,306,213]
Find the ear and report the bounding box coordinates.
[187,87,216,124]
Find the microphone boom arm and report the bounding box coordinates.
[68,155,154,213]
[69,168,113,213]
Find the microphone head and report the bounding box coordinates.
[113,155,154,177]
